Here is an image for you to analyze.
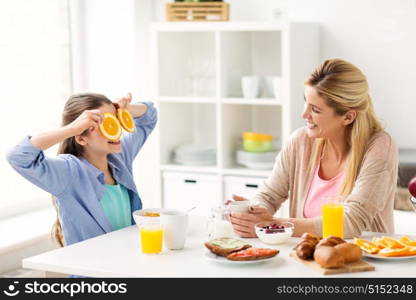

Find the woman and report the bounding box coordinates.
[230,58,398,238]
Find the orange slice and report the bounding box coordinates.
[378,247,411,257]
[117,108,135,133]
[372,237,387,249]
[400,236,416,247]
[380,236,406,249]
[99,113,122,141]
[406,247,416,256]
[353,238,380,254]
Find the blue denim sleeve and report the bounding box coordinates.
[120,102,158,167]
[6,136,74,196]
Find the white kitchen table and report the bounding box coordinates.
[23,216,416,278]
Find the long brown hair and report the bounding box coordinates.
[304,58,383,196]
[52,93,112,247]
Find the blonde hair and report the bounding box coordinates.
[305,58,383,196]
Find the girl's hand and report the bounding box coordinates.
[230,206,274,238]
[67,109,103,136]
[114,92,132,112]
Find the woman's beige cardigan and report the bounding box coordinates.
[252,127,398,238]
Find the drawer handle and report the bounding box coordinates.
[184,179,197,184]
[245,184,258,188]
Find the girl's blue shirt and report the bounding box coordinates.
[6,102,157,246]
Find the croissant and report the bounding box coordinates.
[296,233,321,260]
[300,232,321,243]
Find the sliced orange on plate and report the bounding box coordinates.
[380,236,407,249]
[400,236,416,247]
[117,108,135,133]
[355,236,416,257]
[353,238,380,254]
[99,113,122,141]
[378,247,413,257]
[371,237,388,249]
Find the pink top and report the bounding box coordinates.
[303,162,345,218]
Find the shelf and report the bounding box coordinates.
[152,22,320,211]
[222,167,272,178]
[160,165,272,178]
[220,31,282,98]
[157,97,283,105]
[152,22,285,32]
[221,98,282,106]
[160,164,219,174]
[158,102,217,166]
[157,31,216,97]
[221,104,282,170]
[158,97,217,104]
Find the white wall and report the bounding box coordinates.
[154,0,416,149]
[71,0,159,207]
[288,0,416,149]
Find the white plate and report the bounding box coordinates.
[204,251,278,264]
[363,252,416,260]
[358,233,416,261]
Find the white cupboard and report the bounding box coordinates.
[162,172,221,216]
[151,22,319,217]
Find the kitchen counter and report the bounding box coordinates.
[23,216,416,277]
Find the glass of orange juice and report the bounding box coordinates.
[322,196,344,238]
[140,218,163,254]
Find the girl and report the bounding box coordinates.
[229,58,398,238]
[7,93,157,247]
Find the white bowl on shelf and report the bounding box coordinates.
[173,143,217,166]
[173,157,216,166]
[236,149,278,170]
[238,161,275,170]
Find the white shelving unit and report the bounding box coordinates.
[151,22,319,217]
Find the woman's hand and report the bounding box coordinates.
[230,206,274,238]
[67,109,103,136]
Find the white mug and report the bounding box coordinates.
[160,210,188,250]
[272,77,282,99]
[241,76,260,98]
[229,200,250,213]
[263,76,276,98]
